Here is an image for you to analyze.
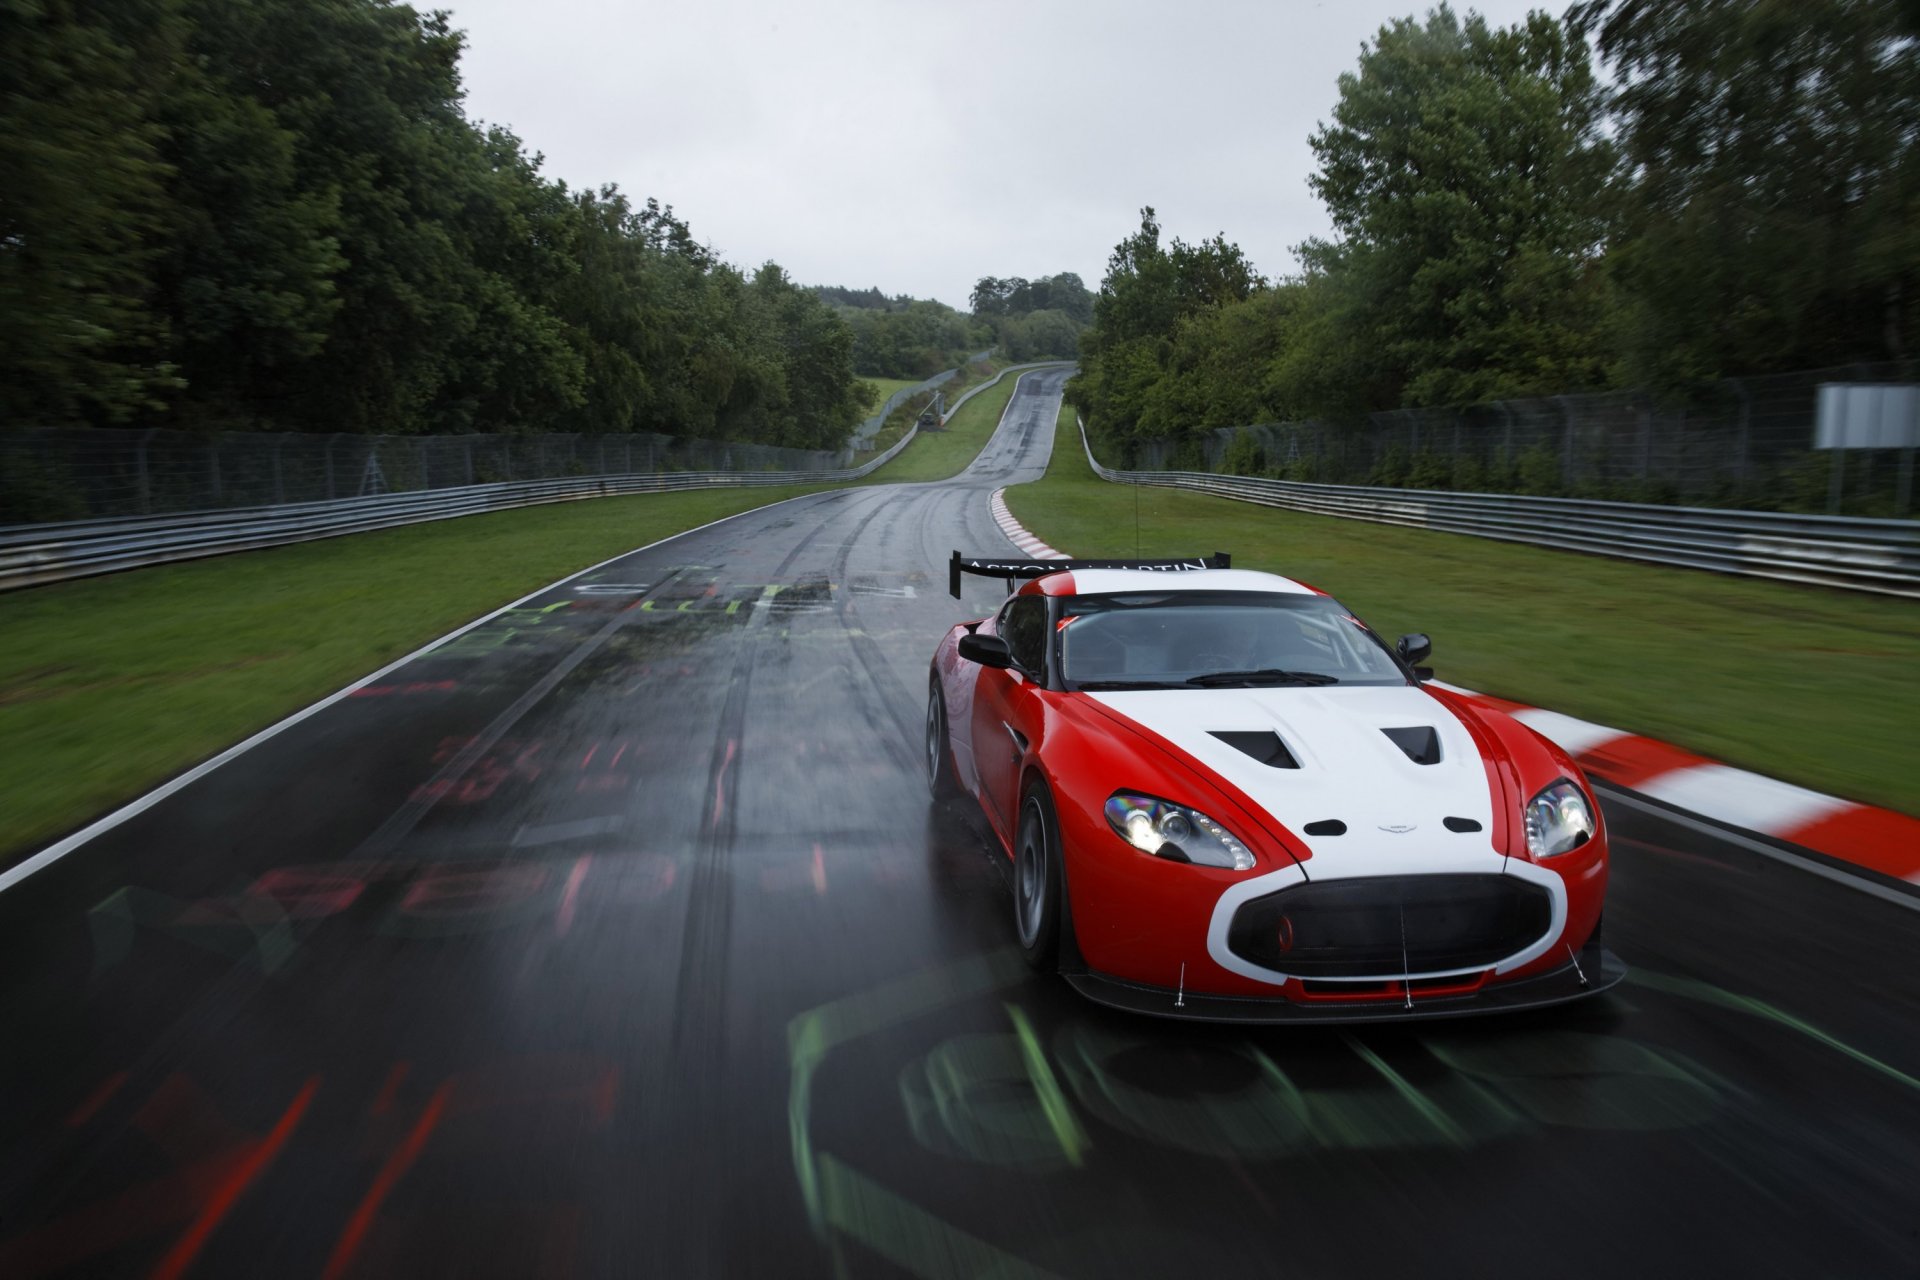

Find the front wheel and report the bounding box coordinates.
[1014,780,1065,970]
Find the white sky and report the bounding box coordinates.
[446,0,1552,308]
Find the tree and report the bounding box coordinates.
[1301,5,1616,408]
[1071,208,1264,447]
[0,0,180,425]
[1571,0,1920,383]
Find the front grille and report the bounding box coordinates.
[1227,874,1550,978]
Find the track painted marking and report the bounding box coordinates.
[0,493,847,897]
[149,1077,319,1280]
[321,1082,452,1280]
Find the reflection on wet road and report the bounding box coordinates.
[1,370,1916,1277]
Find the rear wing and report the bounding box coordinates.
[948,550,1231,599]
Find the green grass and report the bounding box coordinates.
[0,483,837,857]
[0,367,1045,860]
[1005,404,1920,815]
[861,366,1027,484]
[856,376,923,411]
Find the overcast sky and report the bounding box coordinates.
[446,0,1552,309]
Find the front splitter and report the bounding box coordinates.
[1062,943,1626,1025]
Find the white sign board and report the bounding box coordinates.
[1815,383,1920,449]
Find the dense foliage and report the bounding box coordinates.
[970,273,1092,362]
[1071,1,1920,457]
[812,288,986,381]
[1,0,867,445]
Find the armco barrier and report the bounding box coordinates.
[1079,421,1920,599]
[0,364,1074,591]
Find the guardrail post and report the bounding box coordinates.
[1554,396,1576,490]
[1723,378,1752,498]
[1639,395,1654,482]
[135,427,157,515]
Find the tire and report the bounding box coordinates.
[926,674,960,802]
[1014,779,1066,971]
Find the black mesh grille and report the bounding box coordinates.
[1227,874,1551,977]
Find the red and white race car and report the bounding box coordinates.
[928,551,1623,1021]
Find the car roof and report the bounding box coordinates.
[1018,567,1320,597]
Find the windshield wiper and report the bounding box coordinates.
[1073,679,1180,691]
[1184,668,1340,687]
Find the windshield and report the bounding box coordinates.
[1059,591,1408,688]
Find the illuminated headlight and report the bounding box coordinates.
[1524,779,1595,858]
[1105,792,1254,870]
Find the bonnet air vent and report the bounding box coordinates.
[1382,726,1442,766]
[1303,819,1347,836]
[1443,817,1483,833]
[1209,731,1300,769]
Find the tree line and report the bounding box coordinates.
[814,288,985,382]
[814,271,1095,379]
[970,273,1093,362]
[2,0,868,447]
[1071,1,1919,456]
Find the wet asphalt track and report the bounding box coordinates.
[1,368,1918,1278]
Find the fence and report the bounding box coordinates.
[1080,421,1920,599]
[0,428,870,527]
[1123,364,1916,519]
[0,361,1070,591]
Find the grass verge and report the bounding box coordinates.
[0,367,1044,860]
[862,365,1029,484]
[858,376,923,405]
[1004,404,1920,815]
[0,483,835,859]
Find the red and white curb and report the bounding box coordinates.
[991,488,1068,560]
[1431,684,1920,885]
[991,506,1920,889]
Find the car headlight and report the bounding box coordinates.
[1104,792,1254,870]
[1524,779,1595,858]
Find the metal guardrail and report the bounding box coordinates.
[0,364,1076,591]
[1078,421,1920,599]
[0,418,930,592]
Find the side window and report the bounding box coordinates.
[1001,597,1048,678]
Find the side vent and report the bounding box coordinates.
[1210,730,1300,769]
[1303,819,1347,837]
[1443,817,1483,833]
[1382,726,1442,765]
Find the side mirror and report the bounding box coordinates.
[1396,633,1432,667]
[959,633,1014,669]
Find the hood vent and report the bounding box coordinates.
[1382,725,1442,766]
[1210,730,1300,769]
[1303,819,1347,836]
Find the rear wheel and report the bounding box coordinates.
[926,674,960,801]
[1014,780,1065,970]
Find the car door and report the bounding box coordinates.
[971,594,1049,843]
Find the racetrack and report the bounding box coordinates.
[1,369,1916,1277]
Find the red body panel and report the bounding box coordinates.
[930,593,1611,1011]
